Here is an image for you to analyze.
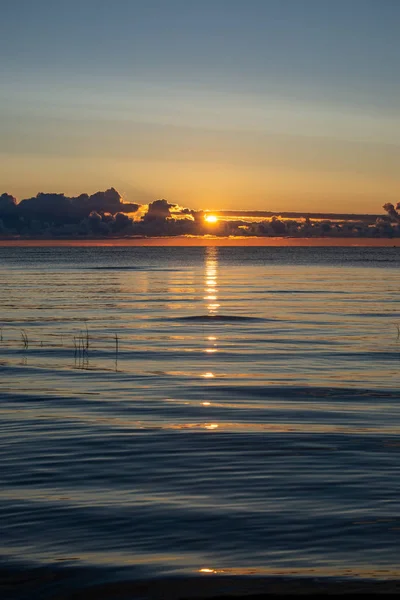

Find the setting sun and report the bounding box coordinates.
[204,214,218,224]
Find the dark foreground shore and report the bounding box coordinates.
[2,570,400,599]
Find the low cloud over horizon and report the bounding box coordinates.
[0,187,399,240]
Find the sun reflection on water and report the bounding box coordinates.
[205,247,219,317]
[201,248,219,410]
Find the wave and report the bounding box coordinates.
[87,266,183,271]
[203,384,399,400]
[174,314,268,322]
[251,289,350,295]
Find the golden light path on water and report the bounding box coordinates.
[203,246,219,364]
[201,247,219,423]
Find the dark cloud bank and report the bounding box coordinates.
[0,188,399,239]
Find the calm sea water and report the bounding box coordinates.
[1,245,400,595]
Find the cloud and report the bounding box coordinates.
[383,203,399,222]
[17,187,139,223]
[76,188,139,215]
[0,193,17,215]
[143,199,174,221]
[0,188,140,237]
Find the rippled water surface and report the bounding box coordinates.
[1,245,400,592]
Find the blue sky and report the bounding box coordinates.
[0,0,399,212]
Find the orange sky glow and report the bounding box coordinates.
[0,237,397,248]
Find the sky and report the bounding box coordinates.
[0,0,399,213]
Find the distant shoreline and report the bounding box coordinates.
[2,571,400,599]
[0,236,398,247]
[59,575,400,599]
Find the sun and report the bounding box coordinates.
[204,214,218,224]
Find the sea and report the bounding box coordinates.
[0,244,399,598]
